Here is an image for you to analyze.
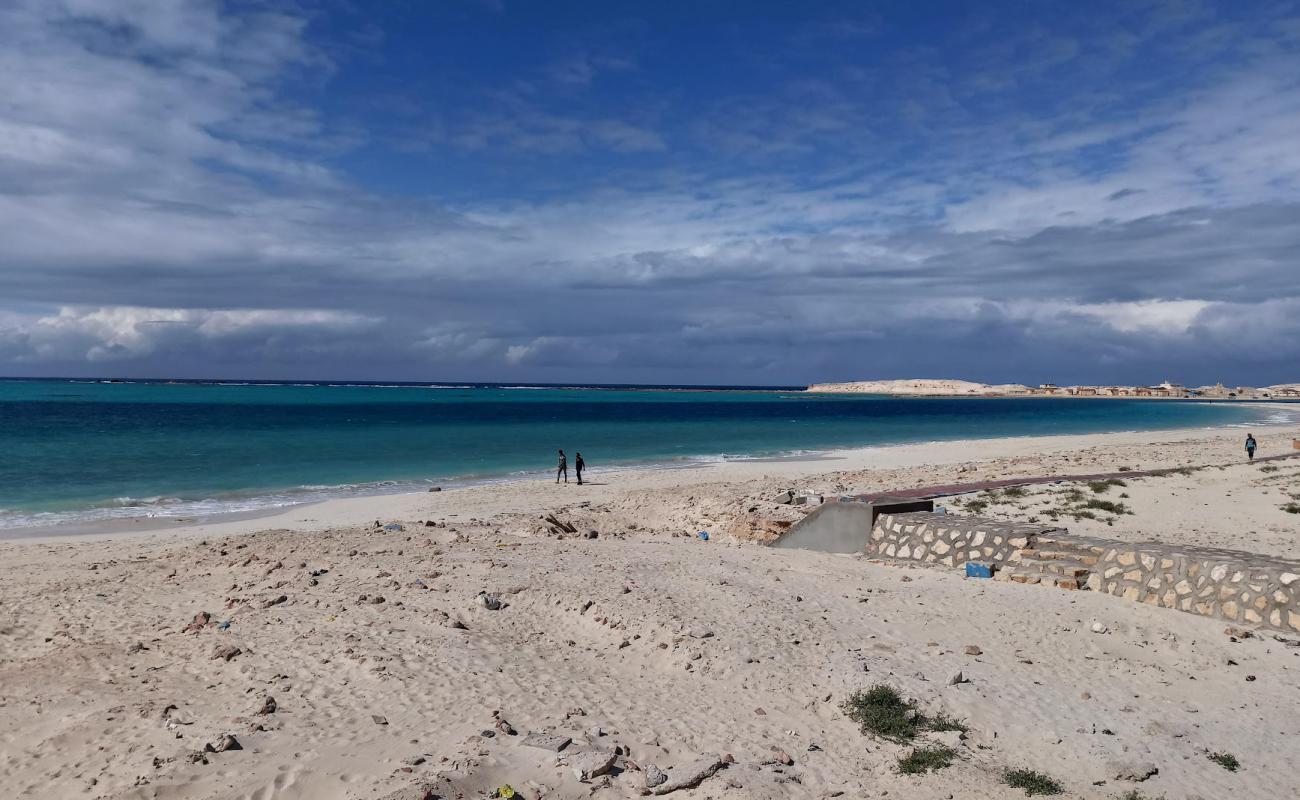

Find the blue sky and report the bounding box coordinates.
[1,0,1299,385]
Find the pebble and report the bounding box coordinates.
[688,626,715,639]
[477,593,503,611]
[963,645,982,656]
[948,671,965,685]
[256,696,277,715]
[210,644,242,662]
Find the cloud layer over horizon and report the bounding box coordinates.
[2,0,1299,385]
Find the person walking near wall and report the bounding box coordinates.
[556,449,568,483]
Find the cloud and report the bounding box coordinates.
[1,1,1299,385]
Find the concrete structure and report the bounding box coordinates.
[773,497,933,554]
[859,511,1300,633]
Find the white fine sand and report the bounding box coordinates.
[2,424,1300,800]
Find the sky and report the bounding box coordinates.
[1,0,1299,386]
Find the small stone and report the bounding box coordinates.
[256,696,277,715]
[522,732,571,751]
[478,593,502,611]
[183,611,211,634]
[210,644,241,662]
[771,748,794,766]
[688,626,714,639]
[948,671,965,685]
[569,749,617,781]
[428,486,442,492]
[1090,621,1109,634]
[205,734,241,753]
[754,707,766,715]
[650,753,725,795]
[372,715,389,725]
[644,764,668,788]
[963,645,982,656]
[1224,626,1252,639]
[402,755,426,766]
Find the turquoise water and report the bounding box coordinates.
[0,379,1283,529]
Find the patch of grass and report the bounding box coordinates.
[1207,751,1240,771]
[897,746,955,775]
[1259,465,1279,473]
[1004,768,1064,795]
[1072,510,1098,521]
[1084,498,1130,515]
[1117,791,1165,800]
[1002,485,1028,498]
[841,685,968,744]
[1061,488,1086,503]
[964,499,989,514]
[842,685,918,742]
[1282,503,1300,515]
[1087,478,1126,493]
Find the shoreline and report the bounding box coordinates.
[5,419,1294,545]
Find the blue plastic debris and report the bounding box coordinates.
[965,562,993,579]
[383,523,403,532]
[697,531,710,541]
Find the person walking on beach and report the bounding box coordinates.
[1245,434,1257,461]
[556,449,568,483]
[575,451,585,485]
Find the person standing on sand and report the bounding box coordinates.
[575,452,585,485]
[556,449,568,483]
[1245,434,1257,461]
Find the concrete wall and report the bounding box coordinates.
[774,498,932,554]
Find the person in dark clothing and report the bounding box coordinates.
[1245,434,1257,461]
[556,449,568,483]
[575,452,585,485]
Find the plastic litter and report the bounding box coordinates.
[697,531,709,541]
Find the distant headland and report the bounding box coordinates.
[805,378,1300,399]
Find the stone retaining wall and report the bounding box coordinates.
[1092,543,1300,632]
[866,511,1300,634]
[867,511,1061,567]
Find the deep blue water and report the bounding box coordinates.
[0,379,1281,528]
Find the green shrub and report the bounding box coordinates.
[841,685,918,742]
[1084,498,1130,515]
[897,746,955,774]
[1208,751,1240,771]
[1087,478,1125,493]
[841,685,968,744]
[1003,485,1028,498]
[1004,769,1064,795]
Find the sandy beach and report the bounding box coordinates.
[3,422,1299,800]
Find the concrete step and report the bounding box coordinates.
[1022,558,1092,579]
[1036,536,1109,557]
[995,565,1089,591]
[1018,548,1100,566]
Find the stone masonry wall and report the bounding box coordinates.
[867,512,1061,567]
[867,511,1300,634]
[1092,543,1300,633]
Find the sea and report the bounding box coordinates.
[1,378,1294,531]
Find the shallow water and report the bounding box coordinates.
[0,379,1284,528]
